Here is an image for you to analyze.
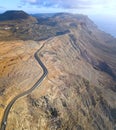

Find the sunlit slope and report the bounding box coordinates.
[0,12,116,130]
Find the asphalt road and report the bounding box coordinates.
[0,44,48,130]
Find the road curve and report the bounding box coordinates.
[0,43,48,130]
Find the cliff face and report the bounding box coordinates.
[0,12,116,130]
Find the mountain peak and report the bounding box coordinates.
[0,10,30,21]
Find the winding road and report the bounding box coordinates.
[0,43,48,130]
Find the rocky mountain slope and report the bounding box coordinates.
[0,11,116,130]
[0,10,37,41]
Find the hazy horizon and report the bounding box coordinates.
[0,10,115,38]
[0,0,116,14]
[0,0,116,38]
[90,15,116,38]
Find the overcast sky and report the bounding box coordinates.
[0,0,116,16]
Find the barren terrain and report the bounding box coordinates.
[0,40,43,121]
[0,11,116,130]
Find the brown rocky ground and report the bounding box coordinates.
[0,12,116,130]
[5,35,116,130]
[0,40,43,121]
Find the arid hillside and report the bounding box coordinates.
[0,40,43,120]
[0,11,116,130]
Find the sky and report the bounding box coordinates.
[0,0,116,16]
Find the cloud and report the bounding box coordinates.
[24,0,37,4]
[21,0,94,9]
[21,0,116,11]
[0,6,5,9]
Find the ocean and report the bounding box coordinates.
[89,15,116,38]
